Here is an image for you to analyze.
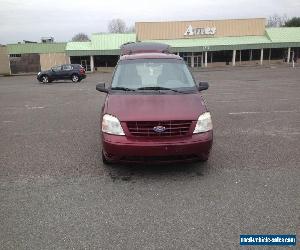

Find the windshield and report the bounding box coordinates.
[111,59,196,90]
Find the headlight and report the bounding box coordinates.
[102,114,125,135]
[193,112,213,134]
[37,72,41,75]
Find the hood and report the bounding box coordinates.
[106,93,207,121]
[39,69,51,74]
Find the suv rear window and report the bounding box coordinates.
[112,59,196,90]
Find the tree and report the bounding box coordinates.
[71,33,90,42]
[126,25,135,33]
[108,19,126,33]
[267,14,288,27]
[285,17,300,27]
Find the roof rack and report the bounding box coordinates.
[120,42,171,55]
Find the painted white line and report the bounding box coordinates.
[215,100,257,103]
[2,107,22,110]
[229,111,262,115]
[205,92,235,95]
[216,98,292,103]
[272,110,298,113]
[29,107,45,109]
[204,91,266,96]
[229,110,298,115]
[25,105,45,110]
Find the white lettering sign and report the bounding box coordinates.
[184,25,216,36]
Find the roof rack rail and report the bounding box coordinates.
[120,42,171,55]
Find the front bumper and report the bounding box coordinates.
[102,131,213,163]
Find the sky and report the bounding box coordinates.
[0,0,299,44]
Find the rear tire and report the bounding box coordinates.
[71,74,79,83]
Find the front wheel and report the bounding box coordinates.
[41,75,49,84]
[102,150,112,165]
[71,74,79,83]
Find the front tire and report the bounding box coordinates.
[71,74,79,83]
[199,153,210,162]
[102,150,112,165]
[41,75,49,84]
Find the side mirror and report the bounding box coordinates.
[96,83,108,93]
[197,81,209,91]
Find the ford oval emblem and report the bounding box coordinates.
[153,125,166,133]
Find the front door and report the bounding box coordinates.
[51,65,63,80]
[81,60,91,71]
[179,52,193,67]
[186,57,192,67]
[61,64,73,79]
[194,55,202,68]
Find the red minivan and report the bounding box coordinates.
[96,42,213,164]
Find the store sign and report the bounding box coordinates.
[184,25,216,36]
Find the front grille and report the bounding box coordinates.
[126,120,192,137]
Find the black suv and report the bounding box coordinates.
[37,64,86,83]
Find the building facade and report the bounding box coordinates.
[0,45,11,75]
[136,18,300,67]
[6,43,68,74]
[1,18,300,75]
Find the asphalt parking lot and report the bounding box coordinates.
[0,67,299,249]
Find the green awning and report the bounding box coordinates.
[66,33,136,56]
[266,27,300,43]
[144,27,300,52]
[7,43,66,54]
[145,36,270,52]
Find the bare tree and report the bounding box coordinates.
[108,19,127,33]
[267,14,288,27]
[126,25,135,33]
[71,33,90,42]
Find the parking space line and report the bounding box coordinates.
[229,110,299,115]
[215,100,257,103]
[215,98,292,103]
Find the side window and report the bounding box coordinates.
[52,65,62,72]
[62,65,73,71]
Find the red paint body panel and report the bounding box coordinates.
[99,49,213,163]
[101,93,212,163]
[102,131,213,163]
[106,93,207,121]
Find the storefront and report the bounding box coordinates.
[136,18,300,67]
[66,33,136,72]
[3,18,300,74]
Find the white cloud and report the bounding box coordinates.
[0,0,299,44]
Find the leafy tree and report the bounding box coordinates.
[71,33,90,42]
[285,17,300,27]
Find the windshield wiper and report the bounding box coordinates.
[111,86,135,91]
[137,86,183,93]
